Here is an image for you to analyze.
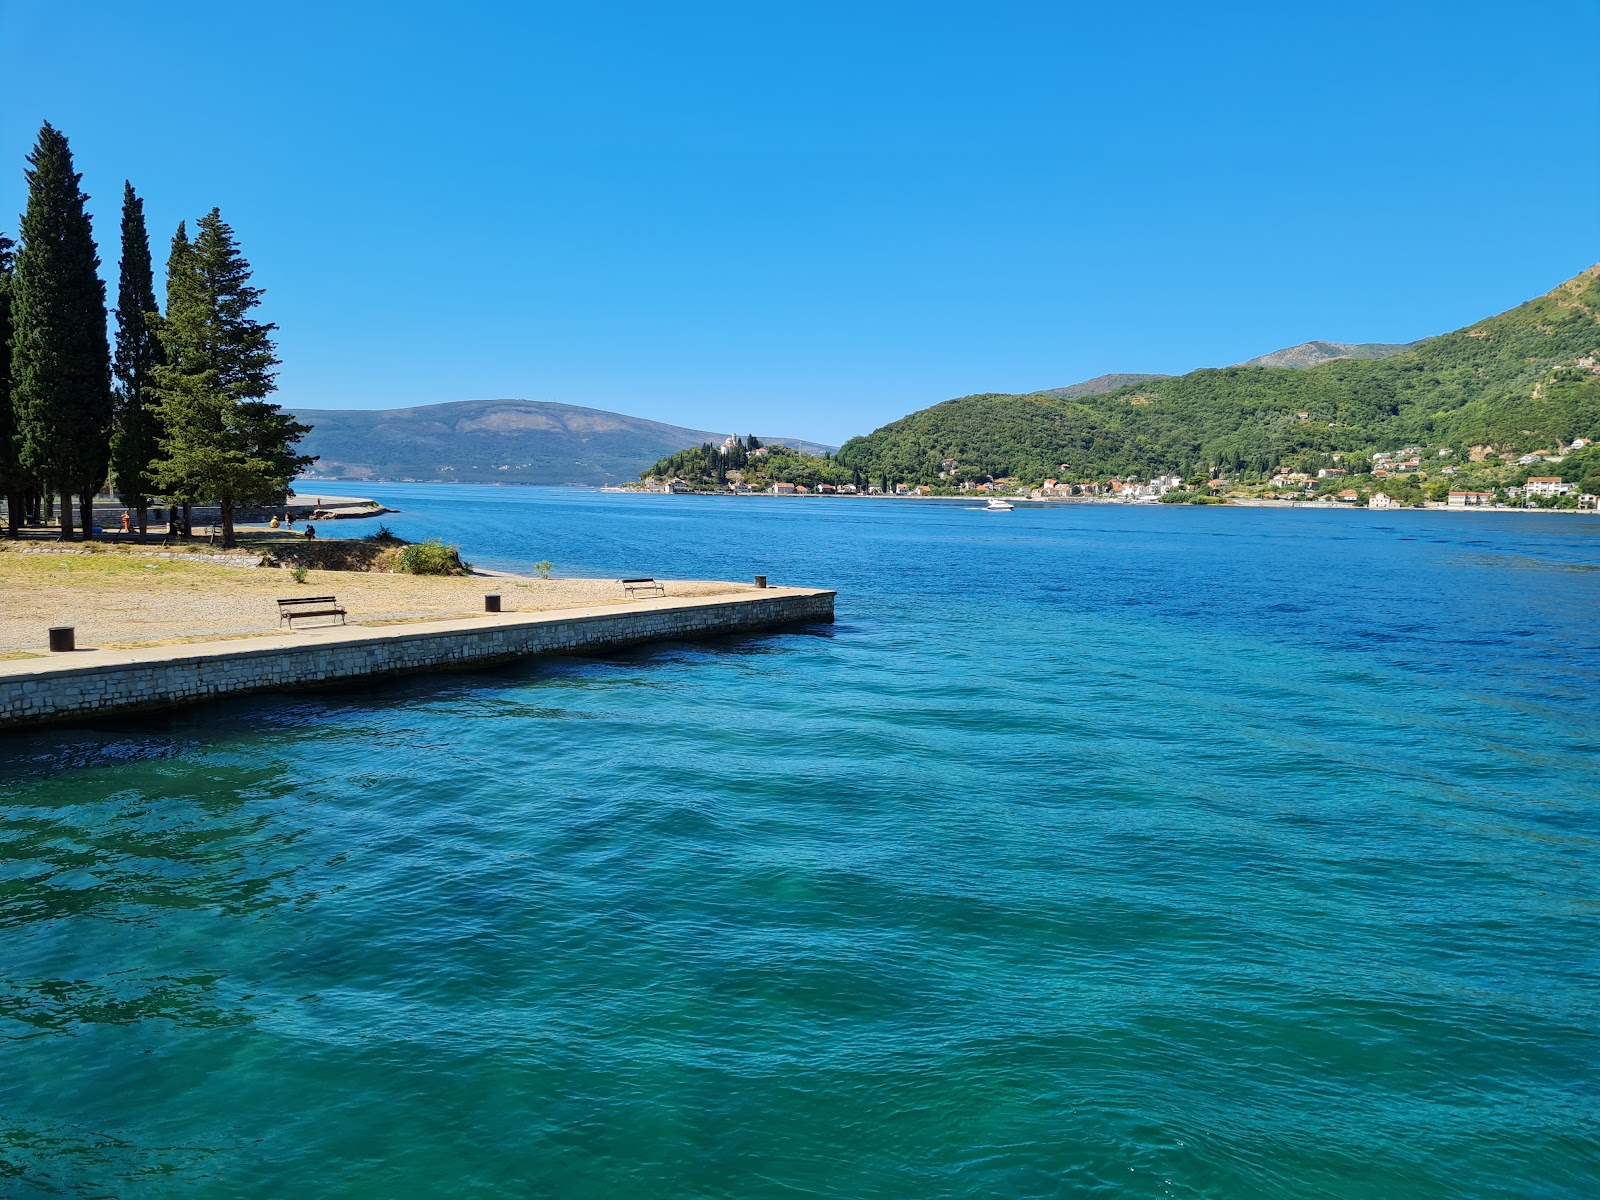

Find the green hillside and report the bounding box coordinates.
[836,265,1600,485]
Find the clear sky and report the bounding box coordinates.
[3,1,1597,446]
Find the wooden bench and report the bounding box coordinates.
[277,595,347,628]
[621,578,665,599]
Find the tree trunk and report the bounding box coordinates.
[57,488,73,541]
[79,490,94,541]
[181,502,192,538]
[5,493,19,538]
[44,491,53,522]
[137,501,148,539]
[219,498,236,549]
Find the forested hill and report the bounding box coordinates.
[290,398,833,485]
[836,264,1600,485]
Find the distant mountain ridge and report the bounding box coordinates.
[1042,342,1423,398]
[290,398,834,486]
[1040,373,1172,398]
[1240,339,1422,369]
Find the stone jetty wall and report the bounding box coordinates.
[0,589,833,729]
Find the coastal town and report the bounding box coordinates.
[633,434,1600,511]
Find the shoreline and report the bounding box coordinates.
[576,488,1600,516]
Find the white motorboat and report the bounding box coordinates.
[983,498,1016,511]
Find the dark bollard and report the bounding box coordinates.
[485,594,501,612]
[48,626,75,652]
[754,575,768,589]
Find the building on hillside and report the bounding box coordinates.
[867,484,883,495]
[1335,489,1361,502]
[1525,476,1572,497]
[915,485,932,495]
[794,484,811,495]
[1318,468,1346,479]
[894,483,911,495]
[1580,493,1599,510]
[1448,490,1494,507]
[817,483,836,493]
[1441,466,1460,475]
[1369,493,1399,509]
[666,479,692,494]
[772,481,796,495]
[1152,474,1183,494]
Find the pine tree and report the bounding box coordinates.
[151,209,312,547]
[0,231,24,535]
[111,182,163,537]
[10,123,113,540]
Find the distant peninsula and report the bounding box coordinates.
[290,398,835,487]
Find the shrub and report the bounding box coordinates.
[291,565,309,584]
[396,539,468,576]
[534,560,553,579]
[365,524,403,546]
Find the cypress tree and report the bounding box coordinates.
[152,209,312,548]
[158,222,197,535]
[10,123,113,540]
[0,232,23,535]
[111,182,163,537]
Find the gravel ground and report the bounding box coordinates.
[0,548,747,654]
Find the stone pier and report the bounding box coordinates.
[0,586,834,729]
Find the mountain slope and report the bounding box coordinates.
[291,399,834,485]
[836,264,1600,484]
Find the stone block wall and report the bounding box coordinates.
[0,591,834,729]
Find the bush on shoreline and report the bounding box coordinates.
[395,538,470,576]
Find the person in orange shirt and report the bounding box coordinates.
[120,510,131,534]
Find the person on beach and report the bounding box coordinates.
[120,510,130,534]
[304,524,316,539]
[269,515,280,529]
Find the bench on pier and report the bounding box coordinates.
[621,578,665,599]
[277,595,347,628]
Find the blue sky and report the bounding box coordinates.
[3,1,1597,446]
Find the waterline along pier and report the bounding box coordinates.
[0,586,835,728]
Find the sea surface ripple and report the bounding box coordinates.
[2,488,1598,1198]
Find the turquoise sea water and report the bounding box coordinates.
[3,487,1599,1199]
